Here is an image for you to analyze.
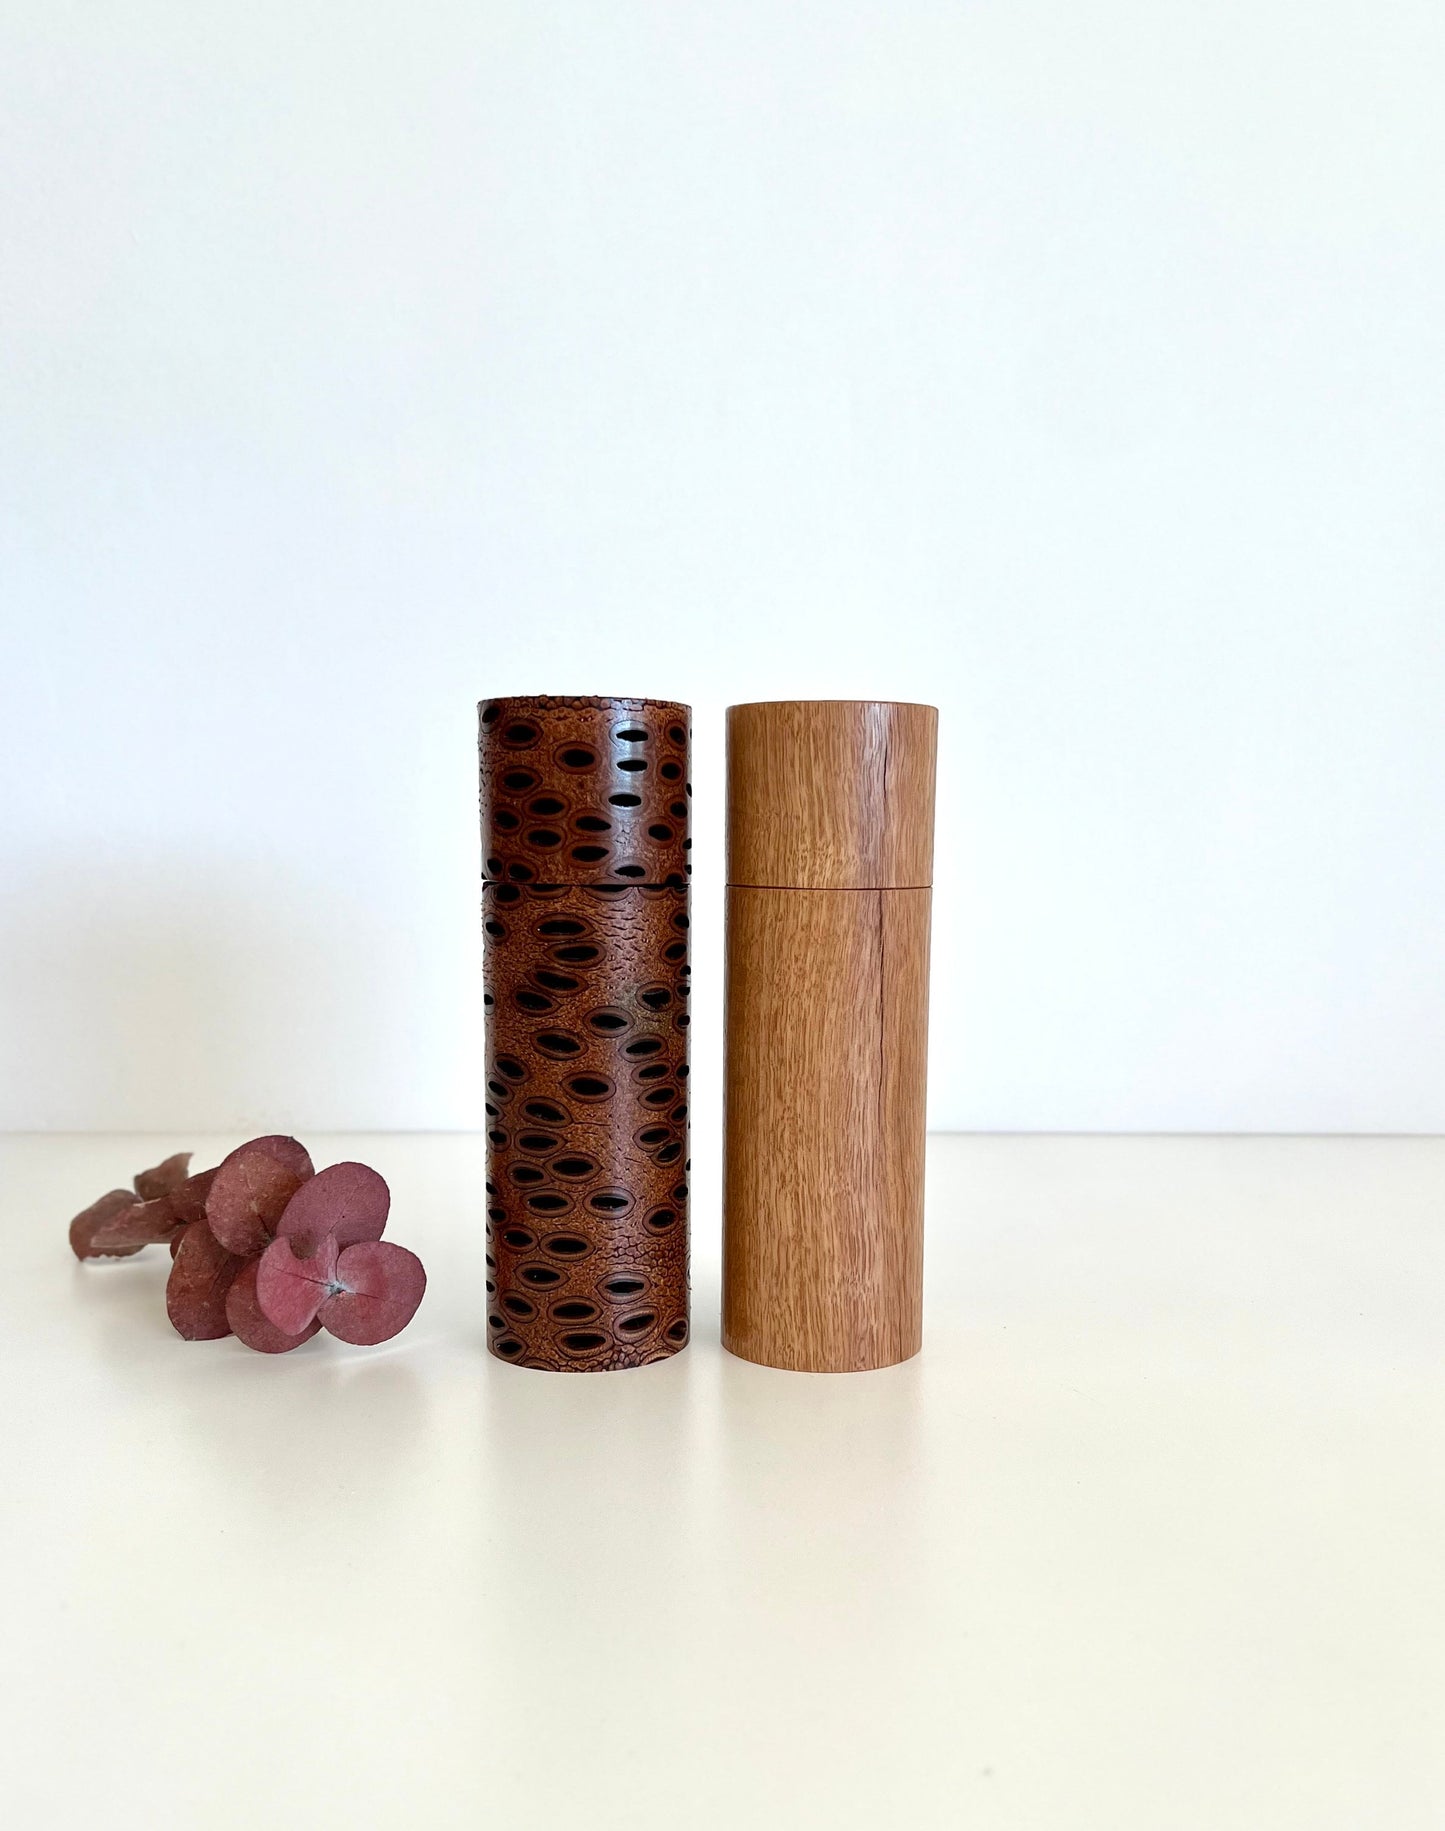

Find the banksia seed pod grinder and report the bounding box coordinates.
[722,700,937,1372]
[479,697,691,1370]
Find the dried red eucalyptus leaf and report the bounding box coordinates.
[320,1241,427,1346]
[225,1259,321,1355]
[206,1147,308,1257]
[166,1222,243,1340]
[89,1194,184,1254]
[70,1189,144,1261]
[132,1151,192,1202]
[230,1135,314,1182]
[276,1162,389,1257]
[256,1235,425,1345]
[255,1233,336,1336]
[167,1168,217,1228]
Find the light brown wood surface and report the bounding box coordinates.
[727,700,938,889]
[722,885,932,1371]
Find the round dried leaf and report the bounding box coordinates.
[232,1135,314,1181]
[206,1149,307,1256]
[320,1241,426,1346]
[255,1233,338,1337]
[166,1222,244,1340]
[132,1151,193,1201]
[276,1161,389,1257]
[69,1189,143,1260]
[89,1194,183,1253]
[225,1259,321,1354]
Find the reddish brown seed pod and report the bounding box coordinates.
[276,1162,389,1258]
[225,1260,321,1354]
[69,1189,145,1261]
[166,1222,244,1340]
[206,1147,310,1256]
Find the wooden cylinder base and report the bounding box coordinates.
[722,884,931,1372]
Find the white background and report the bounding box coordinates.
[4,1,1444,1138]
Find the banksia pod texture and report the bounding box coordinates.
[480,697,691,1371]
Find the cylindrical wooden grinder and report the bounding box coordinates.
[479,696,691,1370]
[723,700,937,1372]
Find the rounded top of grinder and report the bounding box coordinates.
[479,695,691,886]
[726,700,937,889]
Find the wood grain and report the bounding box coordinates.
[722,885,931,1372]
[727,700,937,889]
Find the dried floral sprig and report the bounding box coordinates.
[69,1139,426,1353]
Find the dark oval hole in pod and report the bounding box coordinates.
[493,809,520,831]
[536,1032,582,1056]
[561,1331,607,1352]
[526,1193,570,1214]
[552,1157,596,1179]
[647,824,673,842]
[528,795,565,816]
[614,864,645,878]
[514,990,554,1013]
[501,769,538,792]
[615,726,648,741]
[487,1207,506,1223]
[589,1191,631,1213]
[503,722,538,746]
[640,987,672,1010]
[616,757,647,772]
[571,845,607,863]
[495,1337,523,1357]
[646,1208,677,1232]
[671,1103,687,1122]
[484,1101,500,1118]
[552,1299,598,1322]
[539,918,586,938]
[567,1075,613,1100]
[487,1079,509,1100]
[588,1010,628,1032]
[520,1264,562,1287]
[672,1183,689,1201]
[527,829,562,848]
[553,944,600,964]
[502,1229,535,1249]
[506,862,534,881]
[618,1311,656,1335]
[496,1055,525,1081]
[484,920,507,939]
[667,724,685,743]
[608,792,642,807]
[655,1143,682,1165]
[488,1313,505,1331]
[669,801,687,818]
[544,1235,589,1257]
[677,1014,690,1027]
[483,992,494,1008]
[523,1099,568,1123]
[673,912,690,930]
[643,1086,675,1107]
[659,762,682,780]
[560,747,596,768]
[575,815,611,832]
[666,1318,688,1342]
[517,1131,558,1152]
[485,1278,496,1292]
[603,1277,645,1297]
[480,703,501,725]
[638,1126,670,1146]
[486,855,504,875]
[502,1295,536,1319]
[592,882,626,895]
[676,1064,689,1079]
[626,1038,662,1058]
[635,1063,668,1082]
[664,872,686,888]
[487,1127,507,1145]
[534,970,579,992]
[494,882,522,904]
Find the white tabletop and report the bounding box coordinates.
[4,1133,1442,1829]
